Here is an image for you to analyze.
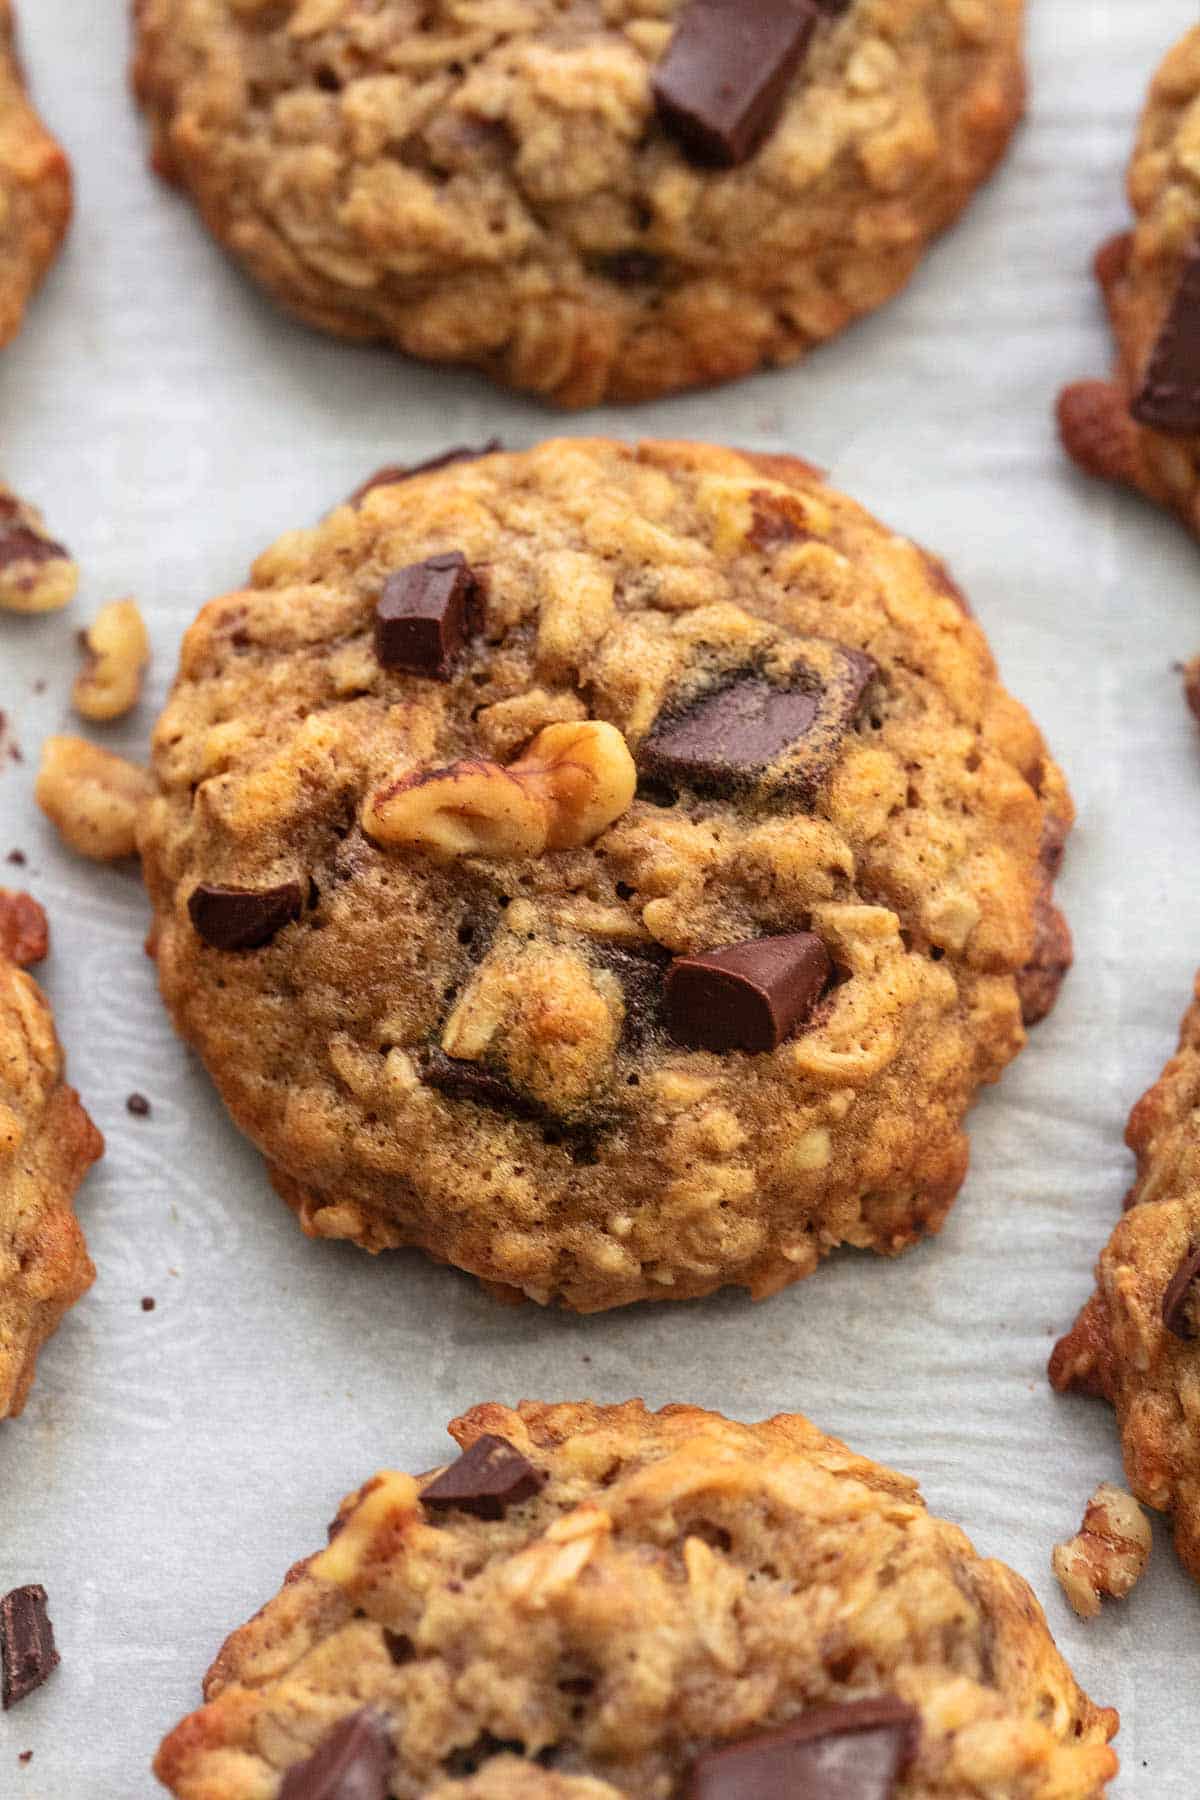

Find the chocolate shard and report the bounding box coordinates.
[188,881,303,951]
[638,645,876,805]
[1162,1245,1200,1341]
[665,933,831,1054]
[1,1585,60,1711]
[1131,245,1200,435]
[374,552,480,680]
[349,440,503,507]
[653,0,819,167]
[278,1709,394,1800]
[421,1434,546,1520]
[422,1049,541,1120]
[688,1698,919,1800]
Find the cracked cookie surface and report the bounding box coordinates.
[0,891,101,1419]
[1050,974,1200,1585]
[153,1399,1118,1800]
[131,0,1023,406]
[1057,28,1200,540]
[0,0,70,347]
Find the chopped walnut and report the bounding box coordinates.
[73,599,151,721]
[36,736,153,862]
[1052,1483,1151,1619]
[0,890,49,967]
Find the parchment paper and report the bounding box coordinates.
[2,3,1198,1792]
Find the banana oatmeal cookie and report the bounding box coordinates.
[0,890,101,1419]
[131,0,1024,406]
[153,1400,1118,1800]
[0,1,70,347]
[138,439,1072,1312]
[1058,28,1200,541]
[1050,973,1200,1585]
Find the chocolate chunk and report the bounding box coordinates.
[0,525,65,571]
[126,1092,151,1117]
[639,646,875,805]
[593,940,672,1046]
[653,0,818,167]
[1131,245,1200,434]
[665,933,831,1054]
[349,441,502,507]
[1162,1245,1200,1341]
[595,249,664,286]
[688,1698,918,1800]
[141,1296,156,1312]
[1,1586,59,1711]
[422,1049,541,1120]
[375,552,480,680]
[188,882,303,951]
[1015,893,1072,1028]
[421,1434,546,1520]
[279,1710,394,1800]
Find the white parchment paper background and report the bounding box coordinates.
[2,2,1199,1792]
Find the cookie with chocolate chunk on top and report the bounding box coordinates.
[140,439,1071,1311]
[1051,971,1200,1584]
[154,1400,1117,1800]
[0,2,70,347]
[1057,28,1200,541]
[132,0,1023,405]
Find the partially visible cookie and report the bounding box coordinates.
[132,0,1024,406]
[0,890,100,1419]
[154,1399,1118,1800]
[0,1,71,347]
[1050,973,1200,1583]
[1057,30,1200,539]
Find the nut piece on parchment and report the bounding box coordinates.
[1053,1483,1151,1619]
[363,720,636,861]
[72,599,150,722]
[35,736,152,862]
[0,487,78,614]
[0,890,49,968]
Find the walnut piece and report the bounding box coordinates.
[1052,1483,1151,1619]
[36,735,153,862]
[0,486,78,614]
[0,890,49,967]
[72,599,151,721]
[363,720,636,861]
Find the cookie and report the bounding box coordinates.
[131,0,1023,406]
[1057,29,1200,540]
[154,1400,1117,1800]
[0,1,71,348]
[1050,972,1200,1584]
[0,891,101,1420]
[139,439,1072,1312]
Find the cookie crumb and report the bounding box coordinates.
[126,1092,151,1117]
[1053,1483,1151,1618]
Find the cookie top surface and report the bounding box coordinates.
[140,439,1071,1312]
[0,1,71,347]
[153,1399,1117,1800]
[1057,29,1200,534]
[0,891,100,1419]
[131,0,1023,405]
[1050,971,1200,1584]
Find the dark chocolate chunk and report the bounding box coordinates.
[1,1586,59,1711]
[375,552,480,680]
[638,645,875,805]
[278,1709,394,1800]
[126,1092,151,1117]
[653,0,818,167]
[349,441,503,507]
[188,882,303,951]
[1131,245,1200,434]
[1162,1245,1200,1341]
[688,1698,918,1800]
[422,1049,541,1120]
[665,933,831,1054]
[141,1296,156,1312]
[421,1434,545,1520]
[595,249,664,286]
[593,940,672,1046]
[1015,893,1072,1029]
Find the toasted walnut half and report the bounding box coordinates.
[364,720,636,861]
[73,599,150,722]
[36,736,153,861]
[1053,1483,1151,1619]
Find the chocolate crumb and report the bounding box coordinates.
[141,1296,156,1313]
[126,1092,151,1117]
[6,850,26,865]
[18,1750,32,1765]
